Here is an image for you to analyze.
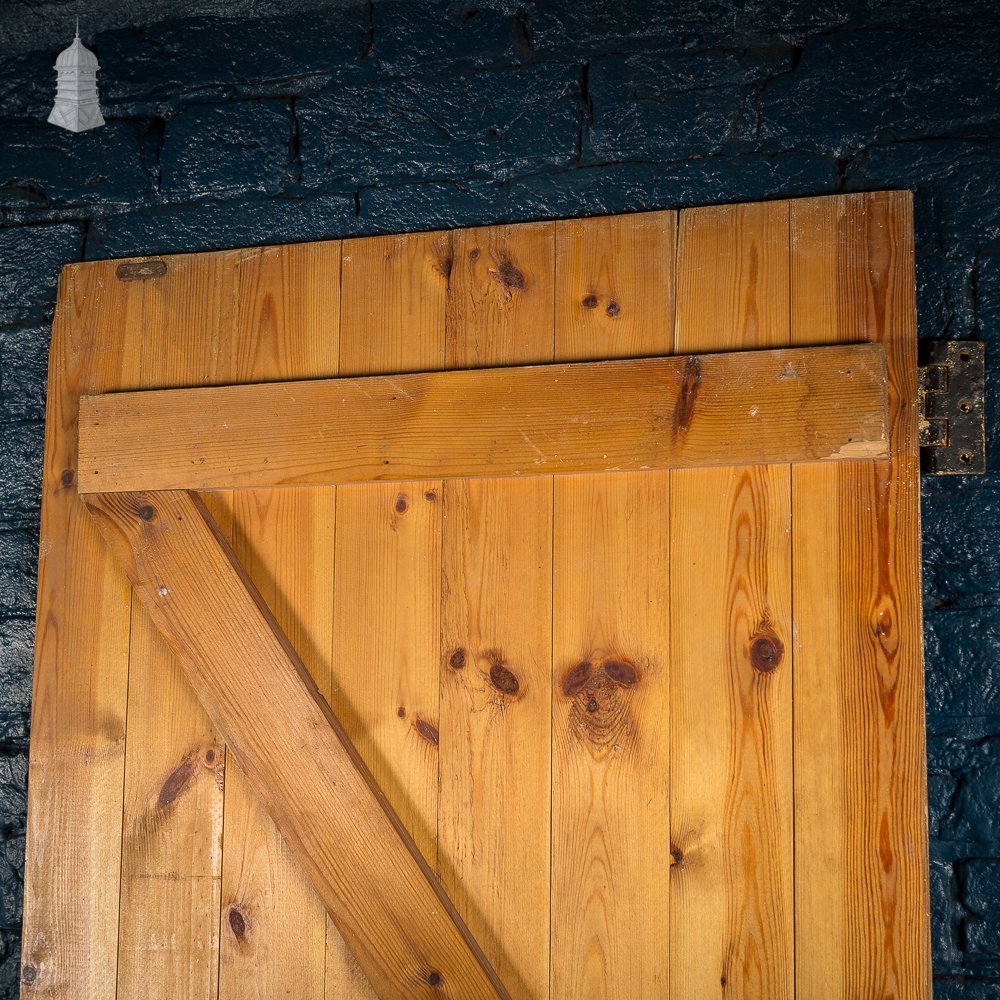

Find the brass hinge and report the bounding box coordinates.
[918,341,985,474]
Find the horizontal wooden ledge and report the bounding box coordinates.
[78,343,889,493]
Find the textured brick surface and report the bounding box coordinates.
[1,1,999,994]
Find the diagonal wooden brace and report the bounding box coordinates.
[85,489,509,1000]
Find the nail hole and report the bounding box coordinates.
[960,451,974,465]
[959,400,972,413]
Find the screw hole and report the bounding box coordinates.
[959,400,972,413]
[960,451,974,465]
[959,350,971,363]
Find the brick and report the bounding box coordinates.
[297,65,579,187]
[961,858,1000,963]
[361,179,505,234]
[0,529,37,619]
[95,11,364,113]
[507,152,838,220]
[159,101,292,200]
[85,192,356,259]
[0,225,80,324]
[0,123,146,210]
[927,735,1000,844]
[0,620,31,720]
[933,978,1000,999]
[586,54,745,162]
[925,606,1000,720]
[0,324,49,423]
[976,254,1000,350]
[931,859,960,970]
[529,0,826,57]
[371,1,532,77]
[923,485,1000,611]
[759,26,1000,157]
[915,251,976,341]
[0,750,25,931]
[0,423,43,520]
[0,49,58,123]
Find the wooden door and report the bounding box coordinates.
[20,192,930,999]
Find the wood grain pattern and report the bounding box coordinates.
[439,223,554,998]
[669,201,794,999]
[78,344,889,492]
[85,489,509,1000]
[114,250,240,1000]
[218,242,341,1000]
[550,211,674,997]
[790,191,930,998]
[24,198,931,1000]
[329,231,450,997]
[20,261,140,999]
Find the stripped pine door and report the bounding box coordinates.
[21,192,929,999]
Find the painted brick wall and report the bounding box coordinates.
[1,2,998,995]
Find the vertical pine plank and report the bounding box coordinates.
[217,242,340,1000]
[791,192,930,998]
[114,252,241,1000]
[550,211,675,998]
[20,261,141,998]
[327,231,450,996]
[439,223,554,999]
[669,202,794,999]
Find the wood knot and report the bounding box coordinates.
[228,905,248,940]
[606,300,621,317]
[427,971,442,986]
[672,356,702,440]
[204,748,216,766]
[563,656,639,753]
[469,247,480,261]
[397,706,406,718]
[562,660,593,697]
[424,489,437,501]
[138,504,156,522]
[435,253,453,281]
[670,845,684,865]
[749,633,783,674]
[60,468,75,488]
[394,493,409,514]
[21,964,37,985]
[489,661,520,696]
[875,608,893,638]
[157,757,195,809]
[414,718,439,745]
[493,257,525,290]
[582,294,599,309]
[448,648,467,670]
[604,658,639,687]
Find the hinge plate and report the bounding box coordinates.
[918,341,985,474]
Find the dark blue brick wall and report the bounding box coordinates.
[1,2,998,995]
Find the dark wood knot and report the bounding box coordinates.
[604,658,639,687]
[562,660,593,697]
[749,633,783,673]
[415,718,439,745]
[489,662,520,696]
[228,906,247,940]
